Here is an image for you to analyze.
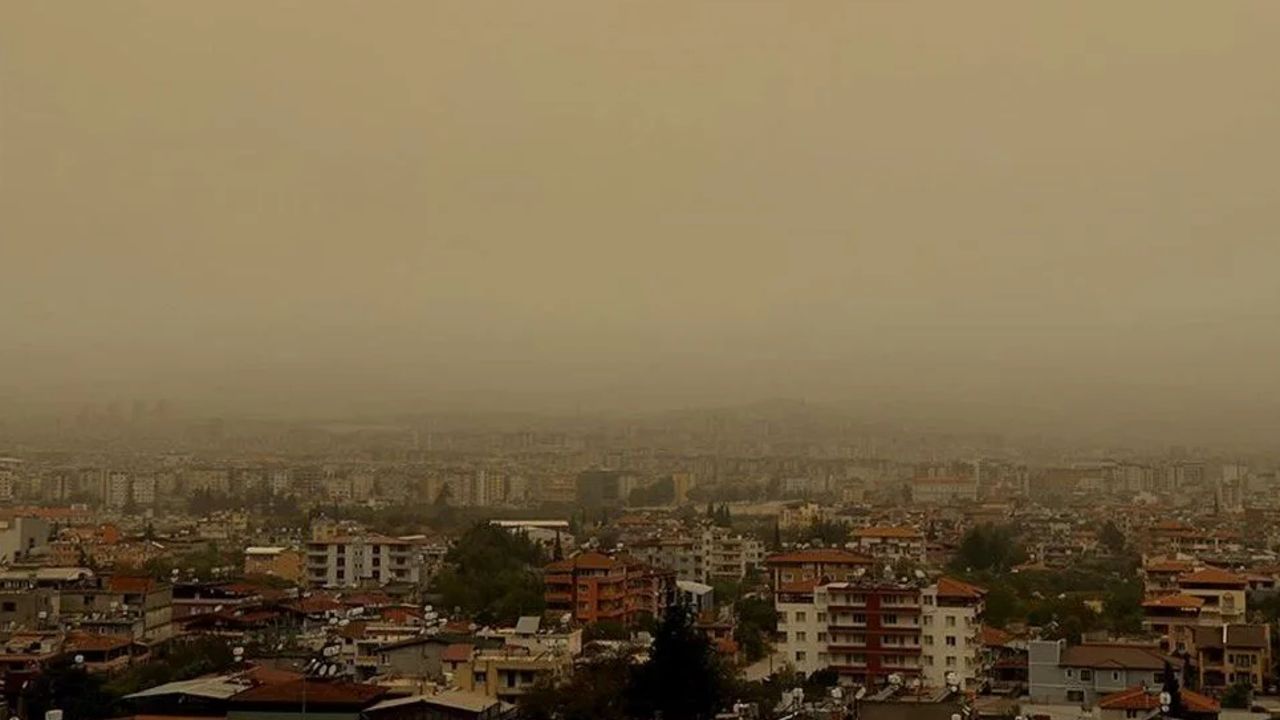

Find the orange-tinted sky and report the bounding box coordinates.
[2,2,1279,441]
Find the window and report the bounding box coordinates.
[923,616,933,626]
[0,602,14,612]
[817,612,827,622]
[924,636,934,646]
[796,631,807,642]
[946,656,956,667]
[796,651,806,662]
[506,671,517,688]
[924,656,934,666]
[1080,670,1093,682]
[946,636,957,647]
[1065,669,1074,679]
[1153,673,1163,684]
[946,616,956,627]
[818,632,828,642]
[1112,671,1121,681]
[796,612,806,622]
[883,614,898,625]
[1067,690,1085,703]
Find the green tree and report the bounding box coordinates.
[950,524,1025,573]
[518,652,633,720]
[628,605,732,720]
[22,656,116,720]
[733,595,779,662]
[1221,681,1252,709]
[432,522,546,624]
[1099,520,1126,555]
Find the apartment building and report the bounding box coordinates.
[306,534,423,588]
[921,578,986,689]
[775,579,924,687]
[58,575,174,643]
[543,552,674,626]
[911,476,979,505]
[453,647,570,703]
[1192,624,1271,691]
[629,527,765,583]
[852,527,927,563]
[764,548,875,588]
[1176,568,1247,625]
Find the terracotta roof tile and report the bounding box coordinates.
[1097,686,1218,713]
[936,577,986,600]
[1179,567,1248,587]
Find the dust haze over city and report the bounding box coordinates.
[4,2,1280,450]
[3,4,1280,720]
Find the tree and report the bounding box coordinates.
[733,595,778,662]
[22,656,116,720]
[1099,521,1126,555]
[432,522,546,624]
[951,524,1025,573]
[628,605,732,720]
[1221,680,1252,709]
[519,652,633,720]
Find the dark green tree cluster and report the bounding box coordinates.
[733,595,778,662]
[519,605,734,720]
[706,503,733,527]
[950,523,1025,573]
[432,522,547,625]
[22,638,237,720]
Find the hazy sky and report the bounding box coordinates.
[3,2,1279,438]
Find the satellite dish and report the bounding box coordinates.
[889,673,903,686]
[73,654,85,665]
[855,687,867,700]
[944,671,959,686]
[831,687,845,700]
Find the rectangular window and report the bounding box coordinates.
[946,616,956,627]
[946,636,957,647]
[796,651,806,662]
[796,631,806,642]
[796,612,806,622]
[818,632,828,642]
[1080,669,1093,682]
[1067,690,1085,703]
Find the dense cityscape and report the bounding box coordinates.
[6,2,1280,720]
[0,403,1274,720]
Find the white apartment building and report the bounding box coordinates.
[775,579,925,687]
[131,475,157,507]
[630,527,766,583]
[104,471,131,509]
[851,526,927,563]
[306,534,424,587]
[920,577,986,689]
[776,576,987,690]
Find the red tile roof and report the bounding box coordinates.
[1179,567,1248,587]
[980,625,1014,647]
[1059,644,1177,671]
[936,577,986,600]
[1097,686,1218,713]
[230,680,388,706]
[1142,593,1205,609]
[545,551,618,572]
[441,643,474,663]
[106,575,159,594]
[66,631,133,653]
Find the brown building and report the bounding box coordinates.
[543,552,674,626]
